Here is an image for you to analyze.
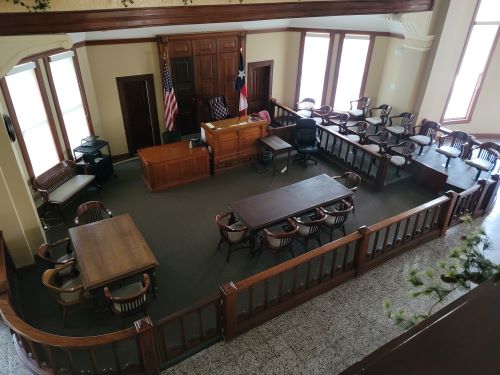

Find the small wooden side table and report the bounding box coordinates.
[259,135,292,175]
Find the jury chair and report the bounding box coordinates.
[346,121,369,143]
[208,96,231,121]
[435,131,471,168]
[292,208,327,250]
[365,130,391,155]
[388,141,418,177]
[386,112,414,143]
[365,104,392,133]
[332,172,361,212]
[260,218,299,261]
[465,142,500,180]
[296,97,316,118]
[215,212,252,262]
[42,261,85,327]
[408,120,440,155]
[104,274,151,319]
[292,118,320,168]
[320,200,353,241]
[311,105,332,125]
[348,97,371,120]
[75,201,113,225]
[37,238,76,278]
[326,113,349,134]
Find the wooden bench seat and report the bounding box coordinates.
[33,160,96,218]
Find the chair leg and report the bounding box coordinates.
[475,169,481,181]
[226,244,232,263]
[304,238,309,251]
[395,166,401,177]
[445,157,451,169]
[329,227,334,242]
[317,237,322,247]
[216,237,224,251]
[289,248,295,258]
[418,145,424,155]
[342,225,346,237]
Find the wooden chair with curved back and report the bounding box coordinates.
[326,112,350,134]
[292,208,327,250]
[215,212,251,262]
[386,112,414,143]
[261,218,299,261]
[346,121,369,143]
[311,105,332,125]
[365,130,391,155]
[37,238,76,278]
[348,97,371,120]
[320,200,353,241]
[365,104,392,133]
[409,120,440,155]
[42,261,85,327]
[465,142,500,180]
[332,172,361,212]
[435,131,471,168]
[388,141,418,177]
[104,274,150,319]
[75,201,113,225]
[296,97,316,118]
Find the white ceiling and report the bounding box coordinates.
[69,14,403,43]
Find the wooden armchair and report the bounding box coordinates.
[292,208,327,250]
[104,274,150,318]
[261,218,299,260]
[465,142,500,180]
[386,112,414,143]
[365,104,392,133]
[346,121,369,143]
[311,105,332,125]
[409,120,440,155]
[320,200,353,241]
[348,97,371,120]
[435,131,470,168]
[215,212,251,262]
[333,172,361,211]
[75,200,113,225]
[42,261,85,327]
[326,112,349,134]
[365,130,391,154]
[388,141,418,177]
[37,238,76,278]
[296,97,316,118]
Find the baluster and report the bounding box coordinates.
[64,349,77,374]
[392,221,401,248]
[26,339,42,368]
[264,279,269,307]
[372,230,380,256]
[412,213,421,238]
[342,244,350,271]
[278,273,283,302]
[305,261,311,288]
[336,138,342,158]
[112,344,123,373]
[197,308,204,340]
[42,345,57,372]
[382,225,391,250]
[430,204,441,228]
[179,317,187,349]
[88,349,98,374]
[319,254,325,281]
[248,286,254,315]
[331,248,339,275]
[422,208,431,232]
[344,143,351,163]
[402,217,411,242]
[359,151,366,173]
[367,155,374,176]
[325,132,331,153]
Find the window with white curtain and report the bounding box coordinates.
[298,33,330,107]
[333,34,371,111]
[443,0,500,122]
[5,63,60,177]
[49,51,91,152]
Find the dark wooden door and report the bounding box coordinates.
[116,74,160,155]
[171,57,198,135]
[247,60,273,113]
[194,54,217,123]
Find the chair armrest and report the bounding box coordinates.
[349,100,358,110]
[410,125,421,136]
[437,134,448,147]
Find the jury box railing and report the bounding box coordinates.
[0,174,498,374]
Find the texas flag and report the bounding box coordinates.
[235,51,248,116]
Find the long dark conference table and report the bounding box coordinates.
[229,174,354,232]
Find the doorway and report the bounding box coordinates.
[247,60,273,113]
[171,57,198,135]
[116,74,160,155]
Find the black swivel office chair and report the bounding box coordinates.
[293,118,319,168]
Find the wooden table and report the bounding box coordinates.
[259,135,292,175]
[229,174,353,231]
[138,140,209,192]
[69,214,159,292]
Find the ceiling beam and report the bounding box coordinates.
[0,0,434,36]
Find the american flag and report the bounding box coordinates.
[162,59,178,131]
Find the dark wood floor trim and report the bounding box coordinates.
[0,0,434,35]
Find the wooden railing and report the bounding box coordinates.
[267,98,303,143]
[316,124,391,192]
[1,174,498,373]
[155,294,222,368]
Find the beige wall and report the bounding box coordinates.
[364,36,389,106]
[246,31,301,108]
[84,42,164,155]
[376,37,405,114]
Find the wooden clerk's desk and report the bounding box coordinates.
[138,140,209,192]
[201,116,269,174]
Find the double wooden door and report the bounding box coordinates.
[160,32,243,135]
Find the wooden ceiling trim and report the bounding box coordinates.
[0,0,434,36]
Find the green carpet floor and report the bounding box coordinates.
[16,157,436,336]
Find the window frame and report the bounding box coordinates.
[441,1,500,125]
[44,50,94,159]
[0,60,64,180]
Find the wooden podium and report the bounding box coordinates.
[201,116,269,174]
[138,140,209,192]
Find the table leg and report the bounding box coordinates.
[286,149,291,173]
